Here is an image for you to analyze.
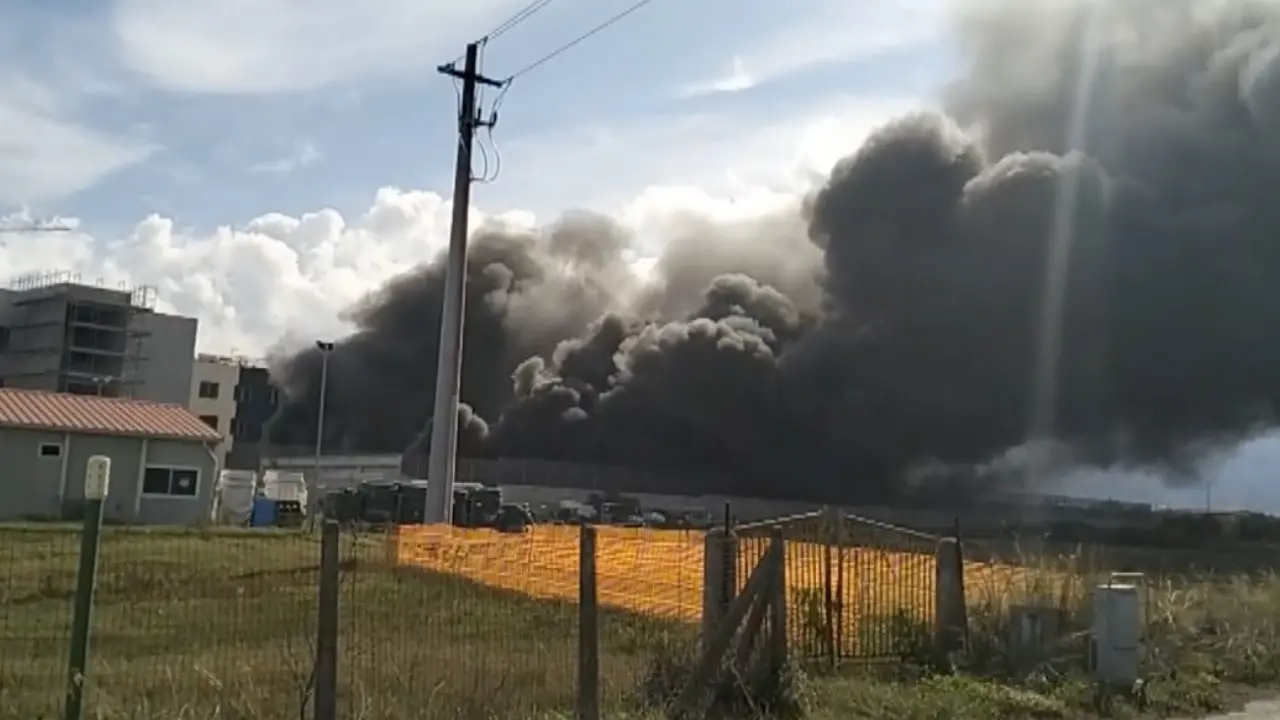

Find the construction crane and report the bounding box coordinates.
[0,220,74,233]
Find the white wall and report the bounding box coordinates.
[189,355,240,464]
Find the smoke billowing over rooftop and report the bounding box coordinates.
[266,0,1280,503]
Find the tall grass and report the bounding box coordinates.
[931,540,1280,716]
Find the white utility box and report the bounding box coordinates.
[1093,583,1141,685]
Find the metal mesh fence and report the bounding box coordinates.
[2,509,947,718]
[340,525,581,718]
[737,512,938,662]
[0,525,75,719]
[387,524,703,716]
[0,523,318,720]
[591,528,701,710]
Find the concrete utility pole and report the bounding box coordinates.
[423,43,504,524]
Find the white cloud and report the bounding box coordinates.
[2,188,456,355]
[679,56,755,98]
[0,75,153,205]
[110,0,534,94]
[0,93,922,357]
[680,0,948,98]
[248,142,322,174]
[492,93,927,216]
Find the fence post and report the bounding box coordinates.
[833,507,847,663]
[577,523,600,720]
[821,506,838,670]
[934,536,968,655]
[313,520,340,720]
[768,529,788,671]
[700,527,738,649]
[63,455,110,720]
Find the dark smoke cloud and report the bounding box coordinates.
[269,0,1280,503]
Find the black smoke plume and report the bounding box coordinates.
[268,0,1280,503]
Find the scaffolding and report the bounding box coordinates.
[0,271,157,397]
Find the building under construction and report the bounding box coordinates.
[0,272,197,405]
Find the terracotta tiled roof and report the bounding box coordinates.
[0,388,221,441]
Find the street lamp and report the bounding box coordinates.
[313,341,335,492]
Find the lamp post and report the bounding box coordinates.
[313,341,335,495]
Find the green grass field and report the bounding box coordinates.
[0,524,693,720]
[5,524,1280,719]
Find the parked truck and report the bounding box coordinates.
[322,480,531,532]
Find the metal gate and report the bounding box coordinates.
[734,508,939,663]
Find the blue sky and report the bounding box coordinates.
[0,0,952,354]
[3,0,951,226]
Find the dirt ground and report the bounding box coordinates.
[1200,699,1280,720]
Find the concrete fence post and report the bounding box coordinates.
[63,456,111,720]
[701,527,738,649]
[934,537,968,654]
[313,521,340,720]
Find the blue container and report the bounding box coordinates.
[250,498,278,527]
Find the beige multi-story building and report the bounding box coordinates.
[189,354,241,464]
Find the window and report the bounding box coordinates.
[268,387,279,404]
[235,385,251,402]
[142,467,200,497]
[199,415,219,431]
[198,381,220,399]
[38,443,62,459]
[229,418,242,437]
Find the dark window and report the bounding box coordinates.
[142,466,171,494]
[229,417,242,437]
[198,381,219,399]
[38,443,62,458]
[170,469,199,497]
[269,387,279,404]
[67,351,95,373]
[199,415,219,431]
[142,467,201,497]
[0,326,8,352]
[235,385,251,402]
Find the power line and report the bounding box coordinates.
[503,0,660,81]
[445,0,557,66]
[485,0,556,42]
[476,82,512,183]
[439,0,661,184]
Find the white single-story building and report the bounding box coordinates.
[0,387,222,524]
